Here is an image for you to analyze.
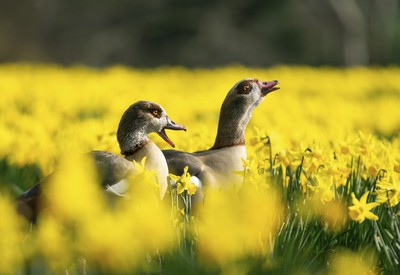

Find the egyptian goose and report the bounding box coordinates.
[163,78,279,189]
[15,101,186,222]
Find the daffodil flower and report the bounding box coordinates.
[376,172,400,207]
[133,156,147,173]
[348,192,379,223]
[130,156,159,192]
[169,166,197,195]
[394,161,400,173]
[233,158,256,177]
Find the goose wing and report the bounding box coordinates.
[89,150,135,188]
[162,149,204,179]
[15,151,135,222]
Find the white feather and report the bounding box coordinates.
[106,179,128,195]
[169,176,202,188]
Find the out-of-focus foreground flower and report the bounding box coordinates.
[0,196,25,273]
[33,152,173,272]
[196,183,283,267]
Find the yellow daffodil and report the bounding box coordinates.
[376,172,400,207]
[169,166,197,195]
[328,249,376,275]
[196,185,283,266]
[133,156,147,173]
[348,192,379,223]
[311,173,335,203]
[394,160,400,173]
[274,150,291,168]
[0,197,25,273]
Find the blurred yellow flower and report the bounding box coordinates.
[41,153,106,223]
[39,157,174,272]
[196,184,283,267]
[394,160,400,173]
[341,144,351,155]
[348,192,379,223]
[77,196,173,272]
[328,249,376,275]
[376,172,400,207]
[311,173,335,203]
[0,197,25,273]
[319,200,348,232]
[35,216,73,271]
[133,156,147,173]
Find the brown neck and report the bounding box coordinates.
[210,99,252,150]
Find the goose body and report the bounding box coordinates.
[163,78,279,189]
[165,145,247,187]
[16,101,186,222]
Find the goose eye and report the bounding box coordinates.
[237,83,251,94]
[151,109,161,118]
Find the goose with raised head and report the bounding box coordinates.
[163,78,279,189]
[16,101,186,222]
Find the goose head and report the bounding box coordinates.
[226,78,279,109]
[117,101,186,156]
[212,78,279,149]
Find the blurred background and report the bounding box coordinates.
[1,0,399,67]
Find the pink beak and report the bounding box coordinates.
[259,80,280,96]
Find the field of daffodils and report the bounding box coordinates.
[0,64,399,274]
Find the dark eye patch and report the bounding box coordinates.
[147,103,163,118]
[151,109,161,118]
[236,80,253,94]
